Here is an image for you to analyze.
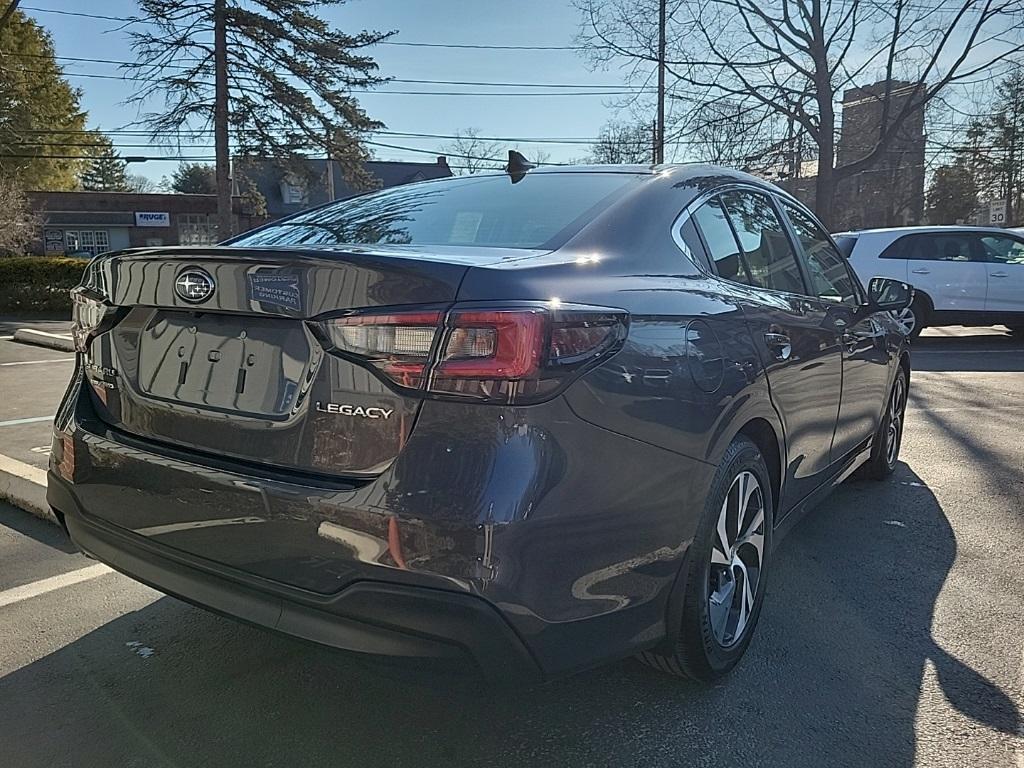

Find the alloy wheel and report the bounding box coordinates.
[886,374,906,467]
[708,471,766,648]
[892,307,916,335]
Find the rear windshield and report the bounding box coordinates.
[230,172,641,250]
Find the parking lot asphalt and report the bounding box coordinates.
[0,326,1022,768]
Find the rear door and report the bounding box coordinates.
[692,190,843,512]
[976,232,1024,314]
[901,232,988,311]
[781,202,891,461]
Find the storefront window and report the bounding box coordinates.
[179,214,217,246]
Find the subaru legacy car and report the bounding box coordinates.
[50,163,913,682]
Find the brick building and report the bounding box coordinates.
[28,191,264,257]
[780,79,926,230]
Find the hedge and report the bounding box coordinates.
[0,256,87,314]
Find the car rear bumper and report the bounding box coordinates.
[49,472,542,681]
[49,369,714,678]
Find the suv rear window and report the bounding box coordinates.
[230,172,641,250]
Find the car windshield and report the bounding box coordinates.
[230,172,641,250]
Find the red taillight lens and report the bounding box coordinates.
[320,304,627,403]
[437,310,545,378]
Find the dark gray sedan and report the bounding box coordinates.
[50,163,912,682]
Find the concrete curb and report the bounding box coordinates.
[12,328,75,353]
[0,453,55,525]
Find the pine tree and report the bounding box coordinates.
[0,10,88,189]
[169,163,217,194]
[125,0,393,238]
[79,134,131,192]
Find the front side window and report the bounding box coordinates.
[784,204,859,305]
[979,234,1024,264]
[691,196,748,284]
[232,172,642,250]
[721,190,805,294]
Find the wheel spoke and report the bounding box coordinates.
[717,494,732,554]
[734,560,752,638]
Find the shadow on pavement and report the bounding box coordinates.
[0,465,1017,768]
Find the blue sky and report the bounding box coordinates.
[23,1,647,180]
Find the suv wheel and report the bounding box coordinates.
[893,296,928,340]
[639,436,773,681]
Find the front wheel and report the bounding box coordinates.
[639,436,773,681]
[857,367,908,481]
[892,296,928,340]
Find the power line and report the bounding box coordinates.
[2,66,635,96]
[19,6,583,49]
[5,52,644,90]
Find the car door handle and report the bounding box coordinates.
[911,268,931,275]
[990,271,1008,278]
[764,332,792,361]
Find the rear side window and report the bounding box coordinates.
[721,190,805,294]
[834,235,858,258]
[230,172,641,250]
[691,197,748,283]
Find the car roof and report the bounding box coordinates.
[835,225,1017,238]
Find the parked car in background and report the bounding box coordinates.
[52,163,913,684]
[836,226,1024,338]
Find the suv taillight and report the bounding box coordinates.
[320,303,628,404]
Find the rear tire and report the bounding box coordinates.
[857,366,908,481]
[639,436,773,681]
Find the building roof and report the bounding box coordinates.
[239,157,453,219]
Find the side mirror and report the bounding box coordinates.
[866,277,914,313]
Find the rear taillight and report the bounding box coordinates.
[70,287,114,353]
[323,311,441,389]
[319,303,628,404]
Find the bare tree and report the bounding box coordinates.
[0,177,40,254]
[576,0,1024,227]
[125,0,392,238]
[588,121,653,164]
[441,128,504,175]
[125,174,158,194]
[685,100,785,168]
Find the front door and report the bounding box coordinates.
[977,232,1024,316]
[781,202,892,461]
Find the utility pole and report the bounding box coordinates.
[655,0,666,164]
[213,0,233,241]
[325,130,336,201]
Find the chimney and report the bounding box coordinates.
[437,155,449,167]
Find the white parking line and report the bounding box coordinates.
[0,416,53,428]
[0,358,75,367]
[0,564,112,609]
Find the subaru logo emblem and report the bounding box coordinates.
[174,268,215,304]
